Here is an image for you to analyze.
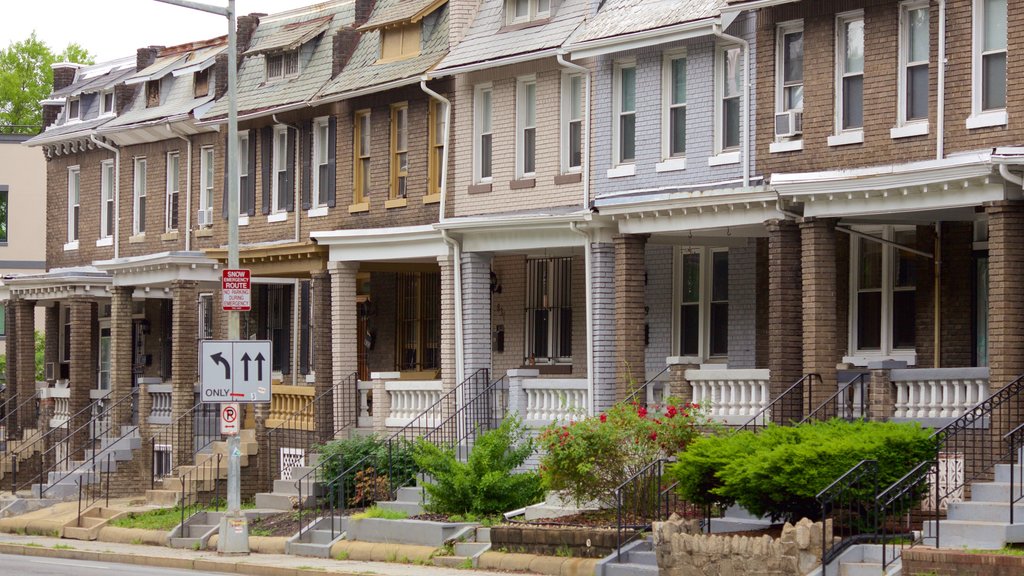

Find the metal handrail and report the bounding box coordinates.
[876,460,938,570]
[623,365,671,407]
[147,400,221,489]
[1003,422,1024,524]
[817,459,878,575]
[741,373,820,432]
[178,451,225,535]
[0,391,40,445]
[802,373,869,424]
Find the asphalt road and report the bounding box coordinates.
[0,553,222,576]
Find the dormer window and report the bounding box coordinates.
[380,24,421,61]
[508,0,550,25]
[101,90,115,116]
[67,97,80,121]
[267,51,299,81]
[146,80,160,108]
[194,68,210,98]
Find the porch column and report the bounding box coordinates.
[12,299,36,436]
[592,242,617,413]
[615,233,648,399]
[68,298,97,457]
[766,219,802,423]
[310,270,335,443]
[801,217,839,411]
[44,304,59,384]
[170,281,198,468]
[987,201,1024,389]
[110,286,134,428]
[439,253,457,396]
[461,252,492,394]
[939,222,975,367]
[329,261,359,432]
[914,226,937,368]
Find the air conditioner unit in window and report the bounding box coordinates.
[197,208,212,227]
[45,362,55,381]
[775,110,804,138]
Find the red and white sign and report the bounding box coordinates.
[221,269,251,311]
[220,403,240,435]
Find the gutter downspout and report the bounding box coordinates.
[713,22,751,188]
[570,222,595,415]
[167,127,194,251]
[556,53,591,210]
[420,77,465,386]
[272,114,301,244]
[937,0,946,160]
[90,135,120,258]
[999,164,1024,187]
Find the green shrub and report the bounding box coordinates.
[317,435,417,507]
[538,400,710,508]
[413,416,544,516]
[669,419,935,522]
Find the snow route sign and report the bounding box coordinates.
[222,269,251,311]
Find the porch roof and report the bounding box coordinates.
[204,240,328,278]
[93,251,221,287]
[2,266,111,300]
[311,225,448,263]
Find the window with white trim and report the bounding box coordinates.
[198,293,214,340]
[101,90,115,116]
[473,84,493,182]
[836,11,865,132]
[675,248,729,360]
[266,51,299,81]
[272,126,288,212]
[133,157,147,235]
[165,151,179,232]
[613,61,636,165]
[353,110,370,203]
[716,44,742,151]
[100,160,114,239]
[237,132,249,215]
[776,21,804,114]
[390,103,408,199]
[98,325,111,390]
[516,76,537,178]
[199,146,214,222]
[67,97,80,121]
[67,166,80,243]
[849,227,917,359]
[663,51,687,158]
[525,257,572,363]
[507,0,550,24]
[561,72,583,172]
[899,3,929,124]
[312,117,330,207]
[974,0,1007,113]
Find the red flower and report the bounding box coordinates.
[637,406,648,419]
[666,406,678,419]
[648,432,658,442]
[600,413,607,423]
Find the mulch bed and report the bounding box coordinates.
[248,512,300,537]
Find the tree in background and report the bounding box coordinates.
[0,32,93,134]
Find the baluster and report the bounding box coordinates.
[894,382,907,418]
[913,382,926,418]
[737,380,749,417]
[939,380,951,418]
[726,381,737,416]
[951,380,963,418]
[928,380,940,418]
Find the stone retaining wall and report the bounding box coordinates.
[490,524,622,558]
[654,516,829,576]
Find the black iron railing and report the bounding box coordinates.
[148,400,221,489]
[623,366,672,408]
[741,373,820,432]
[76,452,113,527]
[803,373,868,424]
[0,392,40,451]
[817,459,878,575]
[178,452,225,534]
[1004,422,1024,524]
[293,453,341,541]
[877,460,938,570]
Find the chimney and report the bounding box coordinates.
[137,45,163,70]
[213,53,229,100]
[332,27,361,78]
[114,84,135,116]
[51,64,78,92]
[354,0,376,28]
[236,13,264,54]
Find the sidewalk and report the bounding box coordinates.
[0,531,545,576]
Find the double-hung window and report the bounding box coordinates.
[67,97,80,121]
[516,76,537,178]
[849,227,917,363]
[198,293,214,340]
[272,126,288,212]
[836,12,865,133]
[676,248,729,360]
[614,61,636,165]
[312,117,330,207]
[717,45,742,153]
[561,73,583,173]
[428,101,445,197]
[390,103,408,199]
[199,146,214,224]
[100,160,114,240]
[972,0,1008,124]
[474,85,493,182]
[238,133,250,215]
[353,110,371,204]
[101,90,115,116]
[67,167,80,245]
[134,158,147,235]
[165,151,179,232]
[663,51,688,159]
[899,3,929,126]
[525,257,573,364]
[508,0,550,24]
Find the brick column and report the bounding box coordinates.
[110,287,134,427]
[801,217,838,412]
[461,252,492,392]
[592,242,617,414]
[667,361,698,406]
[13,299,36,434]
[615,234,648,399]
[330,261,359,433]
[914,226,937,368]
[311,270,335,443]
[767,220,802,422]
[940,222,975,367]
[866,362,898,421]
[986,201,1024,445]
[5,300,19,435]
[439,254,456,397]
[170,281,198,468]
[68,299,97,458]
[44,304,59,384]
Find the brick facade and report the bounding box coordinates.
[12,299,36,435]
[170,281,198,469]
[68,299,97,457]
[110,287,133,427]
[985,201,1024,390]
[800,218,839,402]
[615,234,648,397]
[767,220,802,410]
[329,261,359,433]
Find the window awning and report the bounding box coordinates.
[244,15,332,55]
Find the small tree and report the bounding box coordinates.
[0,32,93,131]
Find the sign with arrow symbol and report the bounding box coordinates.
[199,340,273,404]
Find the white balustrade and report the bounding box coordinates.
[685,369,771,425]
[891,368,989,421]
[148,384,173,425]
[42,387,71,428]
[522,379,588,426]
[384,380,442,427]
[357,380,373,428]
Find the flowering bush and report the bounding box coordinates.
[537,400,710,508]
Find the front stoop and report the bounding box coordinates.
[146,429,257,507]
[169,509,281,550]
[432,526,491,568]
[62,507,127,541]
[255,453,322,511]
[595,538,657,576]
[925,464,1024,550]
[32,426,140,500]
[375,485,428,516]
[285,515,346,557]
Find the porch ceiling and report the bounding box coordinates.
[204,241,327,278]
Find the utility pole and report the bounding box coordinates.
[154,0,247,555]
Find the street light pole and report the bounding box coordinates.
[153,0,246,555]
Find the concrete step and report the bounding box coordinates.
[603,564,658,575]
[394,486,425,504]
[925,518,1024,549]
[840,562,883,576]
[966,481,1024,503]
[286,516,346,558]
[273,478,321,496]
[623,550,657,566]
[375,500,424,516]
[144,489,180,507]
[946,500,1024,522]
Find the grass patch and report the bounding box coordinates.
[459,557,473,569]
[52,544,74,550]
[351,506,408,521]
[249,527,272,537]
[967,545,1024,556]
[24,543,42,547]
[334,550,350,561]
[109,507,183,531]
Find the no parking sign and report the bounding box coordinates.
[220,403,240,435]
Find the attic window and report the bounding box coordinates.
[267,51,299,81]
[380,24,421,61]
[507,0,550,25]
[101,91,115,115]
[146,80,160,108]
[67,97,81,120]
[194,68,210,98]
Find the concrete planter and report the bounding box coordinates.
[345,517,477,547]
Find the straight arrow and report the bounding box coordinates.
[240,353,251,381]
[255,352,265,381]
[211,352,231,379]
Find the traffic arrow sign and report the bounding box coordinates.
[200,340,272,404]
